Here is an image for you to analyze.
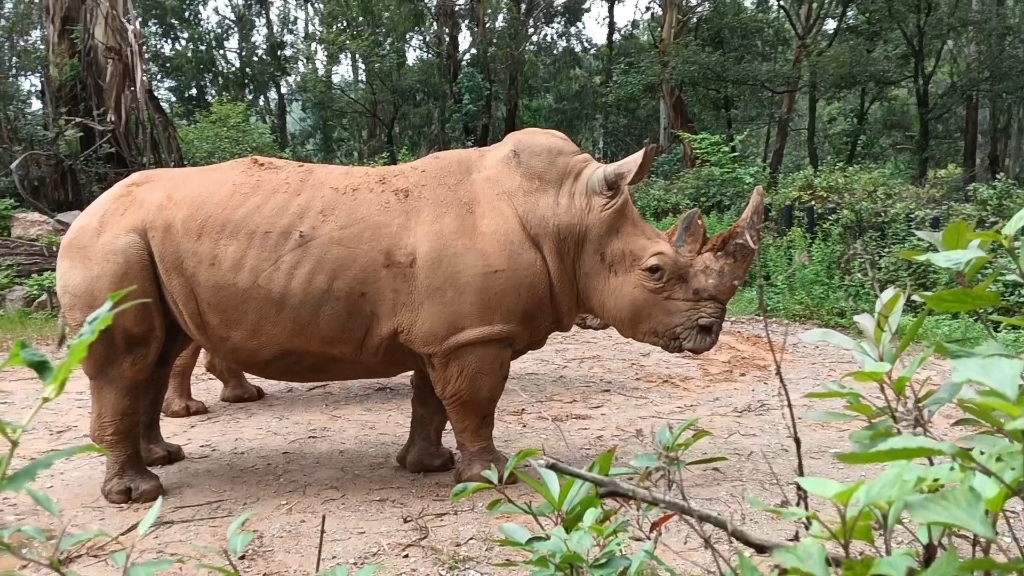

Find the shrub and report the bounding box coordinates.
[179,101,281,167]
[22,270,55,301]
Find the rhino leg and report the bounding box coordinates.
[162,341,209,418]
[397,370,455,474]
[140,331,190,467]
[202,350,266,404]
[74,283,188,503]
[429,344,518,485]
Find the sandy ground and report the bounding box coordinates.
[0,318,989,575]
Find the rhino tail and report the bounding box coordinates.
[54,314,68,351]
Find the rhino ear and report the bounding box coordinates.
[588,143,657,197]
[666,208,706,254]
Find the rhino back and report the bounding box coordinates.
[108,153,559,380]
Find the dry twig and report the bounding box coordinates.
[536,458,847,567]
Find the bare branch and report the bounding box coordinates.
[536,458,848,567]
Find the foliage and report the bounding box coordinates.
[451,419,723,574]
[178,101,281,167]
[0,199,23,237]
[23,271,56,301]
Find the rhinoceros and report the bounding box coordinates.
[56,128,764,504]
[161,342,265,417]
[162,314,611,417]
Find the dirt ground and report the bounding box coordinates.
[0,319,971,575]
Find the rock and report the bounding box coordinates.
[10,213,63,241]
[3,286,32,312]
[31,293,58,312]
[55,210,81,226]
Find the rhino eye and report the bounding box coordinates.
[644,264,665,280]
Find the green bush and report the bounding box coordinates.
[23,270,55,301]
[179,101,281,166]
[0,198,22,236]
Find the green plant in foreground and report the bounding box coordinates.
[0,288,376,575]
[451,420,724,575]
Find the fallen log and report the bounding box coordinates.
[0,237,58,277]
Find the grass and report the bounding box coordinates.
[0,311,59,347]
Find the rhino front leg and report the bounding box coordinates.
[202,350,266,404]
[162,341,208,418]
[429,343,518,485]
[396,369,455,473]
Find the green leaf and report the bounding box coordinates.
[3,444,104,492]
[196,564,237,575]
[110,550,129,569]
[26,487,59,516]
[352,566,380,576]
[450,482,492,502]
[534,465,562,507]
[868,553,918,576]
[315,567,351,576]
[804,410,857,423]
[951,353,1023,402]
[502,448,540,483]
[897,309,930,357]
[771,539,829,576]
[51,288,145,398]
[837,435,959,465]
[941,220,973,250]
[2,340,55,383]
[126,559,178,576]
[911,246,988,270]
[1001,206,1024,238]
[498,522,532,544]
[226,512,254,557]
[800,329,857,350]
[1006,416,1024,430]
[918,287,1000,313]
[137,496,163,537]
[990,314,1024,328]
[913,230,943,249]
[905,486,996,539]
[58,530,106,552]
[796,476,846,500]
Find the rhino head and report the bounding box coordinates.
[575,144,764,355]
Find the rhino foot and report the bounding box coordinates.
[455,452,519,485]
[142,440,185,467]
[397,444,456,474]
[102,467,163,504]
[162,396,209,418]
[220,383,265,404]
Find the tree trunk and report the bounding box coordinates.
[502,0,541,137]
[846,87,872,165]
[911,49,932,185]
[259,0,289,151]
[438,0,462,148]
[659,0,697,167]
[43,0,182,212]
[1010,100,1024,181]
[806,69,819,170]
[723,94,736,155]
[768,0,815,179]
[964,92,979,186]
[473,0,492,147]
[598,0,615,160]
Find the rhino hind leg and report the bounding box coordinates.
[203,350,266,404]
[162,341,208,418]
[70,265,185,503]
[141,324,191,467]
[429,343,519,485]
[397,370,455,474]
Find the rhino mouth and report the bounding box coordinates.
[655,316,722,355]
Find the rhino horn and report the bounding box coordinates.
[588,144,657,197]
[709,186,766,262]
[664,208,706,255]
